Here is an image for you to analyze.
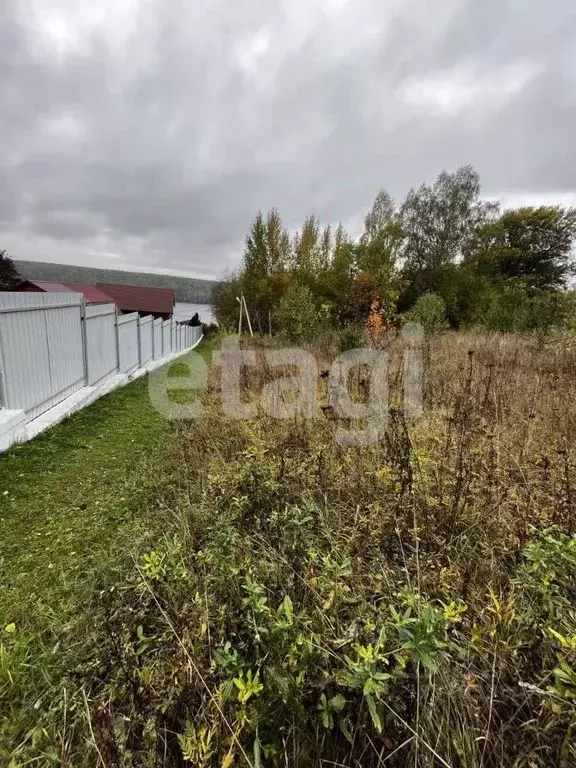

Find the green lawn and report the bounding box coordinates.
[0,337,216,633]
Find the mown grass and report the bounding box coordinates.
[0,338,217,763]
[2,331,576,767]
[0,339,217,630]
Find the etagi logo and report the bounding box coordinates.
[148,324,423,447]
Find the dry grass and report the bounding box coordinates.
[3,331,576,767]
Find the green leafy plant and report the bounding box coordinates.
[317,693,347,730]
[234,669,264,705]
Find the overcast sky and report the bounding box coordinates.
[1,0,575,279]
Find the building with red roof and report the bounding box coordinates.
[96,283,174,320]
[15,280,113,304]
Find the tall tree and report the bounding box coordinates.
[241,209,292,332]
[357,190,403,321]
[331,223,355,284]
[400,166,490,271]
[265,208,290,273]
[243,211,268,281]
[320,224,332,271]
[362,189,395,243]
[465,206,576,291]
[399,165,497,309]
[0,249,20,290]
[293,215,322,280]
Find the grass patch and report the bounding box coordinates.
[0,338,218,763]
[0,338,217,631]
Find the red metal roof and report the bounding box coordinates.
[96,282,174,315]
[22,280,71,293]
[62,283,113,303]
[16,280,113,304]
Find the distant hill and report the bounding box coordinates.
[15,260,218,303]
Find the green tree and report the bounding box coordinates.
[466,206,576,291]
[265,208,290,274]
[293,215,322,281]
[399,166,497,309]
[403,292,448,334]
[275,282,319,342]
[243,211,268,281]
[320,224,332,272]
[241,209,291,332]
[212,271,242,330]
[318,223,356,323]
[446,265,494,328]
[0,249,20,290]
[357,190,403,322]
[483,279,531,332]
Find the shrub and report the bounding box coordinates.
[275,282,319,342]
[338,324,365,351]
[403,292,448,334]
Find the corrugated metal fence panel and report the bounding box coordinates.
[139,316,153,365]
[44,303,86,406]
[85,303,118,386]
[117,312,139,374]
[153,318,163,359]
[0,292,80,309]
[0,293,203,424]
[162,320,171,355]
[0,293,84,418]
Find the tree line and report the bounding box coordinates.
[213,166,576,338]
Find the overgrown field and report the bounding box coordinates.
[2,332,576,767]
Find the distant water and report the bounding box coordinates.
[173,302,216,325]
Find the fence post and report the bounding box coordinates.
[80,300,89,386]
[136,315,141,368]
[0,321,7,409]
[114,306,120,374]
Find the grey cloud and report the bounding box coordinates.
[0,0,575,278]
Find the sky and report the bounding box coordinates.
[1,0,575,280]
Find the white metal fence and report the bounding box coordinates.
[139,315,153,366]
[0,293,203,420]
[117,312,140,374]
[153,318,163,360]
[85,303,118,386]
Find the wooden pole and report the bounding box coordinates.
[237,296,243,336]
[242,294,254,337]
